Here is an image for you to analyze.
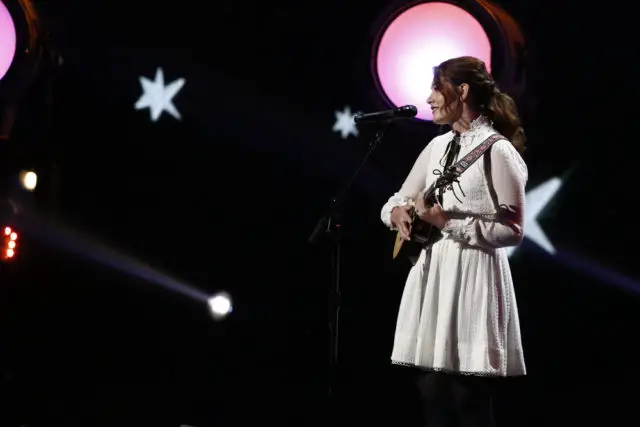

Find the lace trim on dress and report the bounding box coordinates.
[391,360,523,377]
[445,207,500,221]
[457,115,493,148]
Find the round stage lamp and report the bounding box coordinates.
[19,169,37,191]
[0,0,49,141]
[373,2,492,122]
[207,291,233,321]
[0,0,17,81]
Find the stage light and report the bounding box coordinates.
[374,2,490,122]
[1,224,17,261]
[371,0,528,122]
[207,291,233,321]
[19,169,37,190]
[0,1,17,81]
[0,0,48,140]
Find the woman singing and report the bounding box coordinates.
[380,56,527,427]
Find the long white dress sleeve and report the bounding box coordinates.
[380,138,438,229]
[440,139,527,249]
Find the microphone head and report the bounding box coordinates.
[353,104,418,125]
[397,105,418,117]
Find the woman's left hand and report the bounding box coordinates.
[415,190,449,229]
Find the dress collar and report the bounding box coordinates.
[454,115,492,147]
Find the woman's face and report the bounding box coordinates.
[427,87,459,125]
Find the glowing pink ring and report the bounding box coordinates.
[0,1,17,81]
[374,2,492,121]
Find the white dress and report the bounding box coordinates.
[380,116,527,377]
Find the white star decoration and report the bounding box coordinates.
[332,106,359,139]
[134,67,185,122]
[507,177,562,257]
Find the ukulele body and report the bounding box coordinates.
[392,202,443,265]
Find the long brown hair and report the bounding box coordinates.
[432,56,525,154]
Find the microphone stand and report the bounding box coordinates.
[307,123,389,422]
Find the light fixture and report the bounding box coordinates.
[207,291,233,321]
[19,169,37,191]
[0,1,17,82]
[1,225,17,260]
[0,0,46,139]
[370,0,528,122]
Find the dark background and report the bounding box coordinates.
[0,0,638,425]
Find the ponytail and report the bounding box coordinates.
[487,90,526,155]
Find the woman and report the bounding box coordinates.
[380,56,527,426]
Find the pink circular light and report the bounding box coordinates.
[375,2,492,121]
[0,0,17,81]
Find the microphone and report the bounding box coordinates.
[354,105,418,124]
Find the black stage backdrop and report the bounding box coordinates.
[0,0,637,425]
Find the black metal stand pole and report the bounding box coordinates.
[307,125,388,421]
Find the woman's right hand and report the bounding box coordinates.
[391,205,413,241]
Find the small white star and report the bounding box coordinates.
[134,67,185,122]
[332,106,359,139]
[508,177,562,257]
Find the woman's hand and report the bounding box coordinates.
[390,205,413,240]
[415,191,449,229]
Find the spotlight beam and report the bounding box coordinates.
[12,210,209,303]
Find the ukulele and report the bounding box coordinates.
[391,132,507,264]
[392,182,445,264]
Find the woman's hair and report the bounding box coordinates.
[432,56,525,154]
